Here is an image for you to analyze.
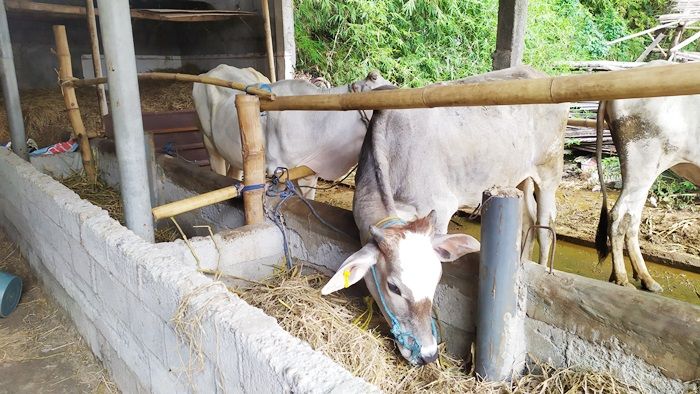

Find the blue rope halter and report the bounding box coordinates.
[371,217,439,363]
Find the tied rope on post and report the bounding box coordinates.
[265,167,352,270]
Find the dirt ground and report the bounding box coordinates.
[0,229,117,394]
[315,171,700,268]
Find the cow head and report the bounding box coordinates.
[350,70,393,92]
[321,211,479,365]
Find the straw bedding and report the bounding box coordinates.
[234,267,639,393]
[0,81,194,148]
[59,173,179,243]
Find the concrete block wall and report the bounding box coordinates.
[0,148,377,393]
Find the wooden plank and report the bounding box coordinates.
[5,1,255,22]
[636,32,667,61]
[607,21,677,45]
[525,263,700,382]
[670,28,700,52]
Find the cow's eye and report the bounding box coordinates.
[387,282,401,296]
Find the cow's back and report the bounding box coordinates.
[356,68,568,227]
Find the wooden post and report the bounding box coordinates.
[85,0,108,118]
[667,23,686,61]
[235,94,266,225]
[53,25,97,183]
[636,31,666,62]
[492,0,528,70]
[261,0,276,82]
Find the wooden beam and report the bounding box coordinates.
[152,185,240,220]
[607,21,677,45]
[6,1,255,22]
[492,0,528,70]
[85,0,108,119]
[670,29,700,52]
[259,62,700,112]
[261,0,276,82]
[636,32,666,62]
[53,25,96,183]
[64,72,275,99]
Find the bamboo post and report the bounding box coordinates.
[85,0,108,118]
[261,0,276,82]
[236,94,266,225]
[53,25,97,183]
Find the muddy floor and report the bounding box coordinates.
[0,229,117,393]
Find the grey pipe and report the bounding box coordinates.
[96,0,154,242]
[475,186,525,380]
[0,0,27,160]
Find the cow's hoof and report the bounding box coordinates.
[609,274,633,288]
[642,279,663,293]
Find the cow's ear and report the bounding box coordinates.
[321,243,379,295]
[432,234,480,262]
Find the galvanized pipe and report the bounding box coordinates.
[475,186,525,381]
[0,0,27,160]
[96,0,154,242]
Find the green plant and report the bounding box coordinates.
[600,156,621,184]
[651,172,699,208]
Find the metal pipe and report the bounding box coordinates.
[96,0,154,242]
[475,186,525,381]
[0,0,27,160]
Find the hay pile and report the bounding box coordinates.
[0,80,194,148]
[60,173,179,243]
[234,269,637,393]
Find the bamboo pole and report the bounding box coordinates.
[53,25,97,183]
[64,72,275,99]
[85,0,108,118]
[567,118,608,129]
[259,62,700,112]
[236,94,266,225]
[152,186,240,220]
[261,0,276,82]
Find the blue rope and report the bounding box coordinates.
[371,217,440,363]
[239,183,265,193]
[244,83,272,94]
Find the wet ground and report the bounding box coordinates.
[315,179,700,306]
[0,229,117,394]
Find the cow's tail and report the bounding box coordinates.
[595,100,610,263]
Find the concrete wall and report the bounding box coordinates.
[0,147,377,393]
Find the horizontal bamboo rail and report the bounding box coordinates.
[259,62,700,111]
[567,118,609,128]
[152,185,240,220]
[150,165,316,220]
[63,72,275,99]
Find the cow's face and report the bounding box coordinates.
[350,70,393,92]
[321,211,479,365]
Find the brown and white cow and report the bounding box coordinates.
[193,65,392,198]
[321,66,569,364]
[595,61,700,292]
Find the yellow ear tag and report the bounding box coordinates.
[343,270,350,289]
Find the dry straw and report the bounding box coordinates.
[234,267,640,393]
[60,173,180,243]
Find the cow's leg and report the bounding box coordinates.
[296,175,318,200]
[226,166,243,180]
[534,182,557,267]
[202,134,228,176]
[518,178,537,261]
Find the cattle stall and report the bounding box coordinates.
[3,60,700,392]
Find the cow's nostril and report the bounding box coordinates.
[420,352,439,364]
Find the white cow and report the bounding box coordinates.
[321,66,569,364]
[595,61,700,292]
[193,65,392,198]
